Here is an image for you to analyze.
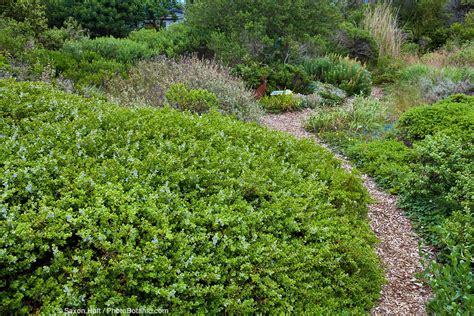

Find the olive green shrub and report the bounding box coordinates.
[260,94,302,113]
[165,83,219,114]
[397,94,474,143]
[106,57,263,122]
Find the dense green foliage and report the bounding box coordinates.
[425,210,474,314]
[346,140,411,194]
[62,37,156,64]
[397,94,474,142]
[306,96,387,134]
[310,82,347,106]
[165,83,219,113]
[260,94,302,113]
[0,80,384,313]
[44,0,179,37]
[335,21,378,62]
[2,0,474,313]
[303,55,372,96]
[393,0,474,49]
[186,0,341,64]
[399,134,474,239]
[0,18,198,89]
[232,62,312,95]
[0,0,48,34]
[127,24,198,58]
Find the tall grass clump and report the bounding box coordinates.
[363,1,404,60]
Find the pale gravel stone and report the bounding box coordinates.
[260,104,432,315]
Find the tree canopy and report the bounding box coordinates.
[43,0,179,37]
[186,0,342,63]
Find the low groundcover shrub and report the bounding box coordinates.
[0,80,383,313]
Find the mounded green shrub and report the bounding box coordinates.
[310,81,347,106]
[127,24,198,58]
[260,94,302,113]
[397,94,474,143]
[346,140,411,193]
[398,134,474,241]
[165,83,219,114]
[25,48,127,87]
[335,22,378,63]
[303,55,372,96]
[0,18,35,57]
[232,62,311,95]
[0,80,384,313]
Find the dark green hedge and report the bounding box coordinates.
[0,80,383,313]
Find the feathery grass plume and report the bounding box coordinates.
[363,1,404,60]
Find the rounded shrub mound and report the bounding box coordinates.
[0,80,383,313]
[303,55,372,96]
[397,94,474,143]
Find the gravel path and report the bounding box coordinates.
[260,109,432,315]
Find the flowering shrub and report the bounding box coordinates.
[0,80,384,313]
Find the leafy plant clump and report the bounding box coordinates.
[305,96,387,134]
[424,210,474,314]
[310,81,347,106]
[346,140,411,194]
[303,55,372,96]
[62,36,157,64]
[260,94,302,113]
[0,80,384,314]
[165,83,219,114]
[231,62,312,95]
[397,94,474,143]
[398,134,474,240]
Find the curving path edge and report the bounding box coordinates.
[260,109,432,315]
